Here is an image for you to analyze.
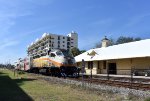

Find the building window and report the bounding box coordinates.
[63,45,65,47]
[103,61,106,69]
[51,53,56,57]
[88,61,93,69]
[97,61,100,69]
[67,42,70,45]
[58,41,60,44]
[58,36,60,40]
[63,41,65,43]
[67,37,70,41]
[63,37,65,39]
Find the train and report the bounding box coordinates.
[15,49,80,77]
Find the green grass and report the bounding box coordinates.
[0,69,147,101]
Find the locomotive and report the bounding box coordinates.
[16,49,80,77]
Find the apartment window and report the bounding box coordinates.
[63,41,65,43]
[88,61,93,69]
[58,41,60,44]
[71,38,74,40]
[103,61,106,69]
[58,36,60,40]
[67,42,70,45]
[58,45,60,48]
[63,37,65,39]
[52,44,53,47]
[67,37,70,41]
[63,45,65,47]
[71,42,73,44]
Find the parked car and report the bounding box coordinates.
[133,69,150,77]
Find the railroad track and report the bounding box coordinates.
[27,72,150,91]
[68,76,150,91]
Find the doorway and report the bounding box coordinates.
[97,61,101,74]
[108,63,117,74]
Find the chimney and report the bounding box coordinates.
[101,36,111,47]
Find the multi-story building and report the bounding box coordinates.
[27,31,78,58]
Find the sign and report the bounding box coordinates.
[82,59,85,73]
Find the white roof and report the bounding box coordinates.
[30,42,34,45]
[42,33,49,38]
[75,39,150,62]
[35,38,39,42]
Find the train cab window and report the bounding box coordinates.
[56,51,63,56]
[50,53,56,57]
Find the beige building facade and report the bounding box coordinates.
[77,57,150,75]
[75,38,150,75]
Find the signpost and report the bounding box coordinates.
[82,59,85,86]
[87,50,97,83]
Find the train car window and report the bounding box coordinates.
[51,53,56,57]
[61,50,73,57]
[56,51,63,56]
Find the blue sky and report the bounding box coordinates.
[0,0,150,64]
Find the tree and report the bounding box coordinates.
[80,50,86,54]
[70,48,86,57]
[95,42,101,48]
[94,36,141,48]
[71,47,81,57]
[116,36,141,45]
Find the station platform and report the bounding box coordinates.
[81,73,150,79]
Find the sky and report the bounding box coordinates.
[0,0,150,64]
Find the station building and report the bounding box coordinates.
[75,38,150,75]
[27,31,78,59]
